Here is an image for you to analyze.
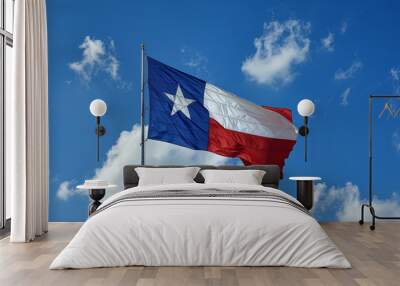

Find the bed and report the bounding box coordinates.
[50,165,350,269]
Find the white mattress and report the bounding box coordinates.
[50,183,350,269]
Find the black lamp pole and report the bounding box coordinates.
[299,116,309,162]
[95,116,106,162]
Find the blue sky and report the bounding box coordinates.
[47,0,400,221]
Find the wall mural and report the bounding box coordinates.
[48,1,400,222]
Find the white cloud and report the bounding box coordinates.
[106,55,119,80]
[69,36,105,81]
[334,61,363,80]
[340,21,348,34]
[321,32,334,52]
[313,182,400,221]
[393,130,400,152]
[391,67,400,81]
[69,36,121,83]
[57,125,232,200]
[241,19,311,86]
[56,181,76,201]
[340,87,351,106]
[390,67,400,94]
[180,47,208,75]
[185,53,207,69]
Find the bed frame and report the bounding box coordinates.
[123,165,281,189]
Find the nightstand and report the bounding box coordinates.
[289,177,321,210]
[77,180,117,216]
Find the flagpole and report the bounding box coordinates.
[140,43,145,165]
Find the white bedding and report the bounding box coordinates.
[50,183,351,269]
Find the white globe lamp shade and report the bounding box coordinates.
[297,99,315,117]
[90,99,107,117]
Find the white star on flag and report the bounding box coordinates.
[164,85,195,119]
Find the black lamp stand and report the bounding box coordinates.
[298,116,309,162]
[95,116,106,162]
[88,189,105,216]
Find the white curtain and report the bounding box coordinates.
[9,0,49,242]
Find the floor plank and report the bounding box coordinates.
[0,222,399,286]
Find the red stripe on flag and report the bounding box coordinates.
[262,106,293,122]
[208,118,296,169]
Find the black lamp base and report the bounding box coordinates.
[96,125,106,136]
[88,189,105,216]
[296,181,314,210]
[299,126,309,136]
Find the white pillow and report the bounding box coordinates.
[200,169,266,185]
[135,167,201,186]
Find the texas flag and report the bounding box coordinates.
[147,57,297,169]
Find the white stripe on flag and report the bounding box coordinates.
[203,83,297,141]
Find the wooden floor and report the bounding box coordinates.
[0,222,399,286]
